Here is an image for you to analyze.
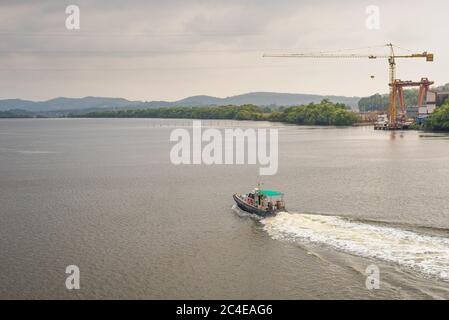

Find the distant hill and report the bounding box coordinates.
[0,99,37,110]
[0,92,360,112]
[434,83,449,92]
[220,92,359,107]
[0,96,142,112]
[173,95,224,106]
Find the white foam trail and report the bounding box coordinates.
[262,212,449,282]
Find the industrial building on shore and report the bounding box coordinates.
[409,90,449,123]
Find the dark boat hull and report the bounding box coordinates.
[233,194,285,217]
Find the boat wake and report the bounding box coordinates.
[261,212,449,282]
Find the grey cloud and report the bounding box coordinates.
[0,0,447,100]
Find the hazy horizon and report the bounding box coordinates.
[0,90,365,102]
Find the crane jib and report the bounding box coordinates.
[262,44,434,130]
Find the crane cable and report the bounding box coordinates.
[290,44,417,56]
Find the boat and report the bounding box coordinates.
[233,187,286,217]
[374,114,389,130]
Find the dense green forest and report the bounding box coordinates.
[424,100,449,131]
[0,109,34,118]
[71,100,359,126]
[358,90,419,112]
[268,101,359,125]
[358,83,449,112]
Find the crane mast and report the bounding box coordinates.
[388,44,397,124]
[263,43,434,129]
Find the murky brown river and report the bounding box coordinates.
[1,118,449,299]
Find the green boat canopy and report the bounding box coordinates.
[259,190,283,197]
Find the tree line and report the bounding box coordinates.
[358,83,449,112]
[70,100,359,126]
[424,100,449,131]
[358,90,419,112]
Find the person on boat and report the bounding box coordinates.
[259,194,267,209]
[276,200,283,210]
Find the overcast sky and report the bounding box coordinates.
[0,0,447,101]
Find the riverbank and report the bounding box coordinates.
[4,100,449,132]
[67,100,359,126]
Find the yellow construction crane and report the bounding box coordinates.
[263,43,434,128]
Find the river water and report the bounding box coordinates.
[1,118,449,299]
